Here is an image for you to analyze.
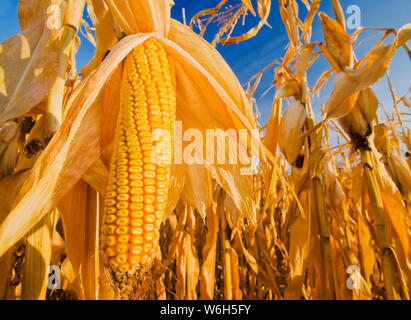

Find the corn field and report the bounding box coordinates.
[0,0,410,301]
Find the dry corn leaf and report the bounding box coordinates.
[186,208,200,300]
[15,115,48,173]
[222,0,271,45]
[331,0,346,30]
[58,180,99,300]
[241,0,256,16]
[22,212,53,300]
[176,229,188,299]
[264,69,288,156]
[223,195,242,229]
[279,0,298,48]
[284,191,311,299]
[0,171,30,297]
[371,149,411,283]
[324,44,396,120]
[99,64,122,167]
[301,0,320,40]
[80,0,118,77]
[83,158,109,196]
[295,43,316,80]
[168,20,257,128]
[181,164,213,222]
[357,212,377,287]
[0,0,63,124]
[0,121,19,179]
[275,79,301,99]
[165,164,188,220]
[200,207,218,300]
[51,226,65,265]
[189,0,230,34]
[206,163,257,225]
[229,247,242,299]
[319,12,353,69]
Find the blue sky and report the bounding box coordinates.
[0,0,410,126]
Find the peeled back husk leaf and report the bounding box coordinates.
[167,20,258,129]
[279,101,307,164]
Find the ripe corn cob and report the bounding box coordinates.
[101,38,176,274]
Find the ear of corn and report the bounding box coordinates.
[101,38,176,274]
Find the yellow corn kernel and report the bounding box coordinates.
[116,243,129,254]
[118,263,130,273]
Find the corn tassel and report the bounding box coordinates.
[101,38,176,277]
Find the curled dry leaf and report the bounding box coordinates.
[0,0,63,124]
[222,0,272,45]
